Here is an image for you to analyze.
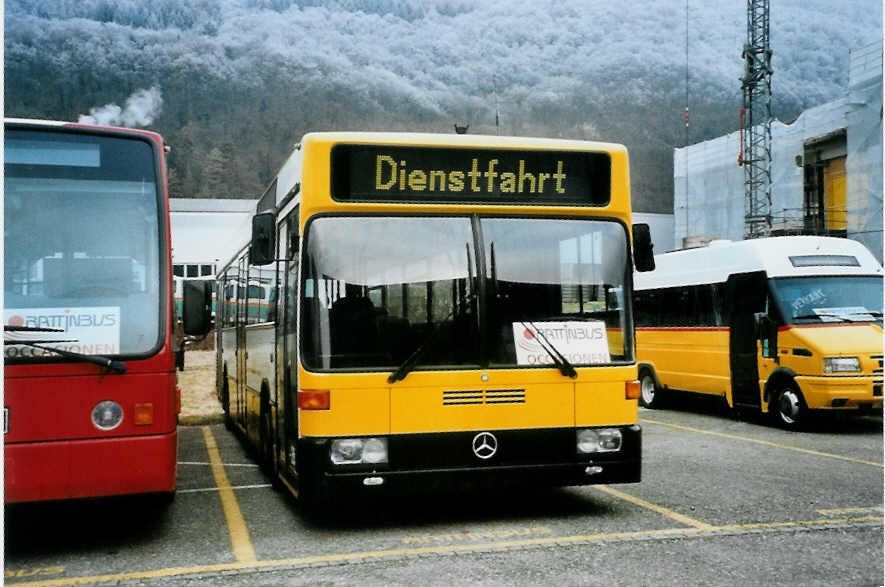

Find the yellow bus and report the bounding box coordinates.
[219,132,655,512]
[634,236,883,429]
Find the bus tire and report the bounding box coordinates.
[639,368,663,409]
[259,392,281,490]
[298,478,330,523]
[770,383,806,430]
[147,490,175,507]
[222,379,233,431]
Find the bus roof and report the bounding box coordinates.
[5,117,164,142]
[635,236,883,290]
[301,131,627,153]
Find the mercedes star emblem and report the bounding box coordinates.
[472,432,498,459]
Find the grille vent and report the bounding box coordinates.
[872,354,883,375]
[443,389,526,406]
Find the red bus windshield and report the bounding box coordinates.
[4,128,164,361]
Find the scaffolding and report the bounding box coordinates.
[674,42,883,261]
[739,0,773,239]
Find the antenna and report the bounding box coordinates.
[493,76,500,135]
[684,0,690,242]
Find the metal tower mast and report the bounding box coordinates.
[739,0,773,239]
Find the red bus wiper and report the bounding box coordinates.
[4,326,126,373]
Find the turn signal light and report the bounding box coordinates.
[625,380,641,400]
[298,389,330,410]
[134,403,154,426]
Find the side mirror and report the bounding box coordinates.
[754,312,774,340]
[182,280,213,336]
[249,213,276,266]
[632,223,655,272]
[754,311,778,358]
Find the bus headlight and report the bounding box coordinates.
[330,437,388,465]
[823,357,860,373]
[362,438,388,464]
[91,400,124,431]
[577,428,622,454]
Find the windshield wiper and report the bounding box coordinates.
[4,326,126,374]
[791,312,883,323]
[849,311,883,319]
[388,295,476,384]
[791,313,852,323]
[520,320,578,378]
[388,243,476,384]
[490,242,576,379]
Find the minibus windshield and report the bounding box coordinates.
[770,276,883,324]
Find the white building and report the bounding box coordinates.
[633,212,675,254]
[170,198,255,278]
[673,42,882,261]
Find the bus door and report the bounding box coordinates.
[279,209,299,477]
[236,255,249,425]
[726,271,768,408]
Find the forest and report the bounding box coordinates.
[5,0,880,212]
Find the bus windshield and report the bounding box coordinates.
[301,215,632,371]
[4,129,162,359]
[770,276,884,324]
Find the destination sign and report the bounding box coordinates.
[331,144,610,205]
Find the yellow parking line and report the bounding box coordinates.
[817,506,884,516]
[716,515,884,532]
[13,515,882,587]
[7,527,701,587]
[593,485,714,530]
[640,417,884,468]
[201,426,258,563]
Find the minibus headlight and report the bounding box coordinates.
[823,357,860,373]
[330,437,388,465]
[577,428,622,454]
[91,400,123,431]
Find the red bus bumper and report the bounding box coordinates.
[4,430,178,503]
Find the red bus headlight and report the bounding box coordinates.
[91,400,123,431]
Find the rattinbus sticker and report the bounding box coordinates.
[512,321,610,366]
[4,307,121,358]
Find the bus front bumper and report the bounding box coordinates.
[300,425,641,497]
[796,375,883,411]
[319,460,642,496]
[4,431,178,503]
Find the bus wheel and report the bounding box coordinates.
[222,380,232,431]
[259,396,282,491]
[771,385,806,430]
[298,479,330,523]
[639,369,662,409]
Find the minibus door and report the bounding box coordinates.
[726,271,768,409]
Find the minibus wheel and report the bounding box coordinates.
[639,369,662,409]
[771,385,806,430]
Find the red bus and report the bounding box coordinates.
[3,118,211,503]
